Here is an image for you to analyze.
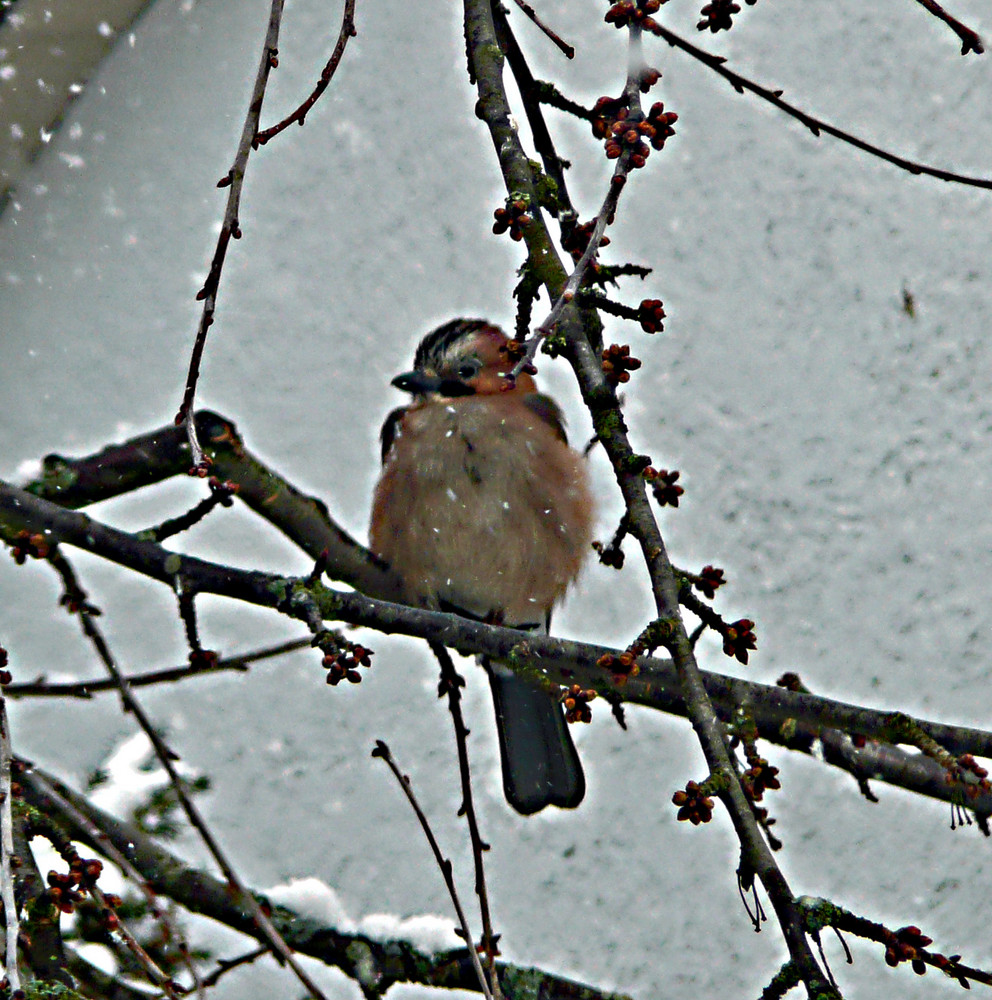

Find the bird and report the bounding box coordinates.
[369,318,594,814]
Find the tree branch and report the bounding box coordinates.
[20,766,635,1000]
[653,21,992,188]
[2,478,989,816]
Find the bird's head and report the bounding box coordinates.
[391,318,536,400]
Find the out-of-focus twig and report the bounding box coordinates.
[0,699,21,993]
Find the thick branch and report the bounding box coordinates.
[22,410,400,601]
[20,766,634,1000]
[1,480,990,815]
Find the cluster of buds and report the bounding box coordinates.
[605,0,667,32]
[643,467,684,508]
[697,0,756,33]
[596,641,643,682]
[186,458,213,479]
[601,343,642,385]
[561,219,610,263]
[496,338,537,377]
[693,564,726,599]
[592,537,625,569]
[492,197,533,242]
[945,753,991,799]
[561,684,597,723]
[645,102,679,151]
[603,108,654,168]
[188,647,219,670]
[207,476,239,507]
[9,530,50,564]
[884,925,933,973]
[590,96,627,141]
[672,779,714,825]
[46,856,118,920]
[321,641,373,686]
[637,297,666,333]
[741,756,781,801]
[723,618,757,664]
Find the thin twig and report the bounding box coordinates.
[5,638,309,699]
[198,946,270,989]
[372,741,495,1000]
[430,644,500,995]
[911,0,984,54]
[508,0,574,58]
[254,0,358,145]
[144,478,237,542]
[508,150,631,378]
[176,0,287,467]
[494,8,577,219]
[0,699,21,993]
[653,21,992,189]
[504,21,647,377]
[91,879,182,998]
[46,552,332,1000]
[23,765,631,999]
[27,769,204,997]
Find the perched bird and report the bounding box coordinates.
[370,318,594,814]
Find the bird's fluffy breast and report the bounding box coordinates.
[370,394,593,624]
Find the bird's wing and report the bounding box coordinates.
[522,393,568,444]
[379,406,408,463]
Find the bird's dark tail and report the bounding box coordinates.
[485,659,585,815]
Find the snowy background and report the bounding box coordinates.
[1,0,991,997]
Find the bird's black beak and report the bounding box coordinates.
[391,370,475,397]
[391,370,442,395]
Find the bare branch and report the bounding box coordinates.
[176,0,286,467]
[2,479,990,812]
[911,0,984,54]
[22,766,630,999]
[372,740,495,1000]
[653,21,992,188]
[508,0,574,59]
[255,0,358,145]
[5,638,309,700]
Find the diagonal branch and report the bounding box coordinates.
[463,4,838,991]
[177,0,286,467]
[2,479,990,812]
[653,21,992,189]
[21,765,634,1000]
[911,0,984,54]
[45,547,332,1000]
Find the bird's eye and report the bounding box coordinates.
[457,360,480,379]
